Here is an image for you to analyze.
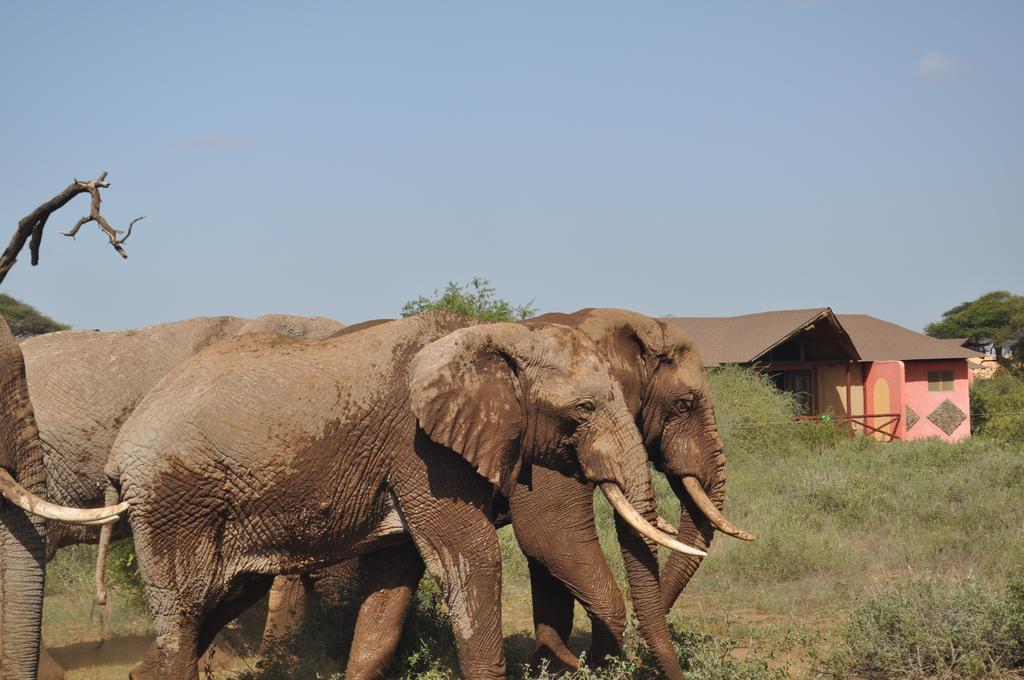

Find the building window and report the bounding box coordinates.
[928,371,955,392]
[769,369,814,415]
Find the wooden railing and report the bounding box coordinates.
[796,413,902,441]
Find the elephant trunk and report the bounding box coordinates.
[0,500,46,678]
[583,405,705,558]
[658,401,752,611]
[583,406,688,680]
[614,448,684,680]
[660,476,715,612]
[0,317,48,678]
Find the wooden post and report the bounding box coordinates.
[845,361,854,439]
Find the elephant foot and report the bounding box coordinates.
[531,634,580,675]
[37,645,65,680]
[130,639,236,679]
[199,642,237,674]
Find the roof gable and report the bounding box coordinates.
[662,308,858,364]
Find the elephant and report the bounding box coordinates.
[262,308,755,680]
[16,313,343,679]
[105,312,703,679]
[0,317,131,679]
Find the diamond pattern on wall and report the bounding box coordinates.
[905,405,920,430]
[927,399,966,436]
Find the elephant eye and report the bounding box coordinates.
[675,394,696,413]
[575,398,597,416]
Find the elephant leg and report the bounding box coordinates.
[130,523,216,680]
[346,541,425,680]
[525,557,579,671]
[389,438,506,679]
[149,606,202,680]
[510,466,627,669]
[259,575,314,658]
[129,640,161,680]
[37,644,65,680]
[131,577,272,680]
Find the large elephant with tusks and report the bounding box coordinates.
[106,312,705,679]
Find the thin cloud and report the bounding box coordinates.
[915,52,969,78]
[177,136,245,151]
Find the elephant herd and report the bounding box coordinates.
[0,307,754,680]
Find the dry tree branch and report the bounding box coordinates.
[0,171,143,286]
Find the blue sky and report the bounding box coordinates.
[1,2,1020,332]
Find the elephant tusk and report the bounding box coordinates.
[681,476,756,542]
[655,515,678,535]
[0,468,129,524]
[82,516,123,526]
[599,483,707,557]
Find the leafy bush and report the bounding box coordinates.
[823,574,1024,679]
[519,621,786,680]
[708,364,846,462]
[971,370,1024,443]
[0,293,67,337]
[401,277,537,322]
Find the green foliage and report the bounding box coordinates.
[520,622,785,680]
[823,574,1024,679]
[708,364,847,464]
[0,293,68,337]
[925,290,1024,362]
[971,370,1024,443]
[401,277,537,322]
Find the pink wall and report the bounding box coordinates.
[864,361,905,440]
[902,360,971,441]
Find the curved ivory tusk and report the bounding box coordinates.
[682,476,756,542]
[0,469,129,524]
[655,515,678,535]
[599,483,707,557]
[82,516,123,526]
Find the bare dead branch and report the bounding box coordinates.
[118,216,145,245]
[0,171,141,286]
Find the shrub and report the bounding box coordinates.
[401,277,537,322]
[823,574,1024,679]
[0,293,68,337]
[707,365,800,462]
[971,370,1024,443]
[519,621,786,680]
[708,364,848,462]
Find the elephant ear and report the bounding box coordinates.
[578,309,674,412]
[408,325,528,497]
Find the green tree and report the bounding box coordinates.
[401,277,537,322]
[0,294,68,337]
[925,291,1024,361]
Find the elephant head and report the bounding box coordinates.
[0,317,127,678]
[409,322,705,557]
[526,309,753,674]
[573,310,753,570]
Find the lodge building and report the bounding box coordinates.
[662,308,984,442]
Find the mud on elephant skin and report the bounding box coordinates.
[107,312,700,680]
[14,313,342,679]
[269,308,755,680]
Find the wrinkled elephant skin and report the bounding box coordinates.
[111,313,677,680]
[16,313,343,679]
[309,308,751,680]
